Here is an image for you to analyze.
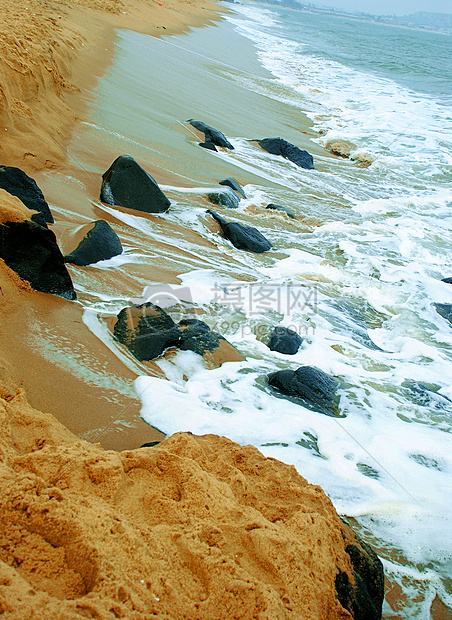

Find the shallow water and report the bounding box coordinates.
[50,4,452,617]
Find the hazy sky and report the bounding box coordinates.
[313,0,452,15]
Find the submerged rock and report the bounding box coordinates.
[207,187,241,209]
[0,165,54,223]
[188,119,234,149]
[434,302,452,325]
[207,209,272,253]
[100,155,170,214]
[64,220,123,266]
[266,203,297,219]
[267,326,302,355]
[219,177,247,198]
[327,301,385,352]
[258,137,314,169]
[402,379,452,411]
[267,365,341,416]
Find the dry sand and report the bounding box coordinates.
[0,389,363,619]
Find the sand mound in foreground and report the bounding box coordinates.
[0,384,383,619]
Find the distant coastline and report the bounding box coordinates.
[231,0,452,34]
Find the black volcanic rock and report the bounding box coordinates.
[0,220,76,299]
[199,142,218,152]
[434,303,452,325]
[178,318,244,367]
[0,165,54,223]
[207,187,241,209]
[114,303,182,361]
[268,326,302,355]
[258,138,314,169]
[113,307,243,367]
[178,318,227,355]
[267,366,341,416]
[207,210,272,253]
[335,540,385,620]
[188,120,234,149]
[100,155,170,214]
[219,178,246,198]
[64,220,123,266]
[266,204,296,219]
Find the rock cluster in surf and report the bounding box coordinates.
[113,302,243,368]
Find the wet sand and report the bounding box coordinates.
[0,0,224,450]
[1,0,331,451]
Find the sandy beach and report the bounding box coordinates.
[0,1,381,617]
[2,0,451,615]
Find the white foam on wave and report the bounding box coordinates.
[136,345,452,562]
[224,6,452,185]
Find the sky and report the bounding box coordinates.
[311,0,452,15]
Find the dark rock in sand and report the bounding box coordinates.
[100,155,170,214]
[64,220,123,266]
[268,326,302,355]
[207,188,241,210]
[140,441,161,448]
[30,212,49,228]
[0,220,76,299]
[0,165,54,223]
[266,204,296,219]
[114,302,182,362]
[335,540,385,620]
[267,366,341,417]
[441,277,452,284]
[199,142,218,152]
[207,209,272,254]
[434,302,452,326]
[188,119,234,149]
[219,178,247,198]
[258,137,314,170]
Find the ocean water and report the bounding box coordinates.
[66,4,452,617]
